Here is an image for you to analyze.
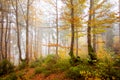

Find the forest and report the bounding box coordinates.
[0,0,120,80]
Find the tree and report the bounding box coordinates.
[61,0,86,61]
[25,0,30,63]
[69,0,75,59]
[15,0,23,62]
[119,0,120,43]
[87,0,96,61]
[56,0,59,56]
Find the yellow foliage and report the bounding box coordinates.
[97,49,113,62]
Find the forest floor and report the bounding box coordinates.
[0,54,120,80]
[15,67,71,80]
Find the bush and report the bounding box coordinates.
[29,59,42,68]
[5,73,17,80]
[34,55,71,77]
[66,66,82,80]
[18,61,27,70]
[34,66,52,77]
[34,67,43,74]
[44,54,57,64]
[41,54,57,72]
[0,59,14,76]
[54,59,71,72]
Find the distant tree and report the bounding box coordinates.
[119,0,120,43]
[105,27,114,49]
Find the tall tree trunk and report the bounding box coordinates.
[88,0,92,54]
[26,0,30,63]
[56,0,59,56]
[34,27,37,60]
[87,0,96,60]
[1,2,4,59]
[69,0,75,59]
[8,21,11,61]
[119,0,120,43]
[92,0,96,53]
[5,12,8,59]
[16,0,23,62]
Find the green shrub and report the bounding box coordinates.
[41,54,57,73]
[66,66,82,80]
[34,67,43,74]
[0,59,14,76]
[18,61,27,70]
[95,61,120,79]
[5,73,17,80]
[34,55,71,77]
[114,56,120,67]
[44,54,57,64]
[54,59,71,72]
[34,66,52,77]
[29,60,42,68]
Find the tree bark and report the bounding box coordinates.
[15,0,23,62]
[5,11,8,59]
[26,0,30,63]
[92,0,96,53]
[87,0,96,60]
[76,28,78,56]
[119,0,120,43]
[56,0,59,56]
[69,0,75,59]
[1,2,4,59]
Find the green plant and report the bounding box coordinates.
[44,54,57,64]
[34,67,43,74]
[0,59,14,76]
[54,59,71,72]
[18,71,25,80]
[66,66,82,80]
[18,61,27,70]
[34,66,52,77]
[29,60,42,68]
[5,73,17,80]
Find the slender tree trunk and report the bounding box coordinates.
[76,29,78,56]
[5,12,8,59]
[1,3,4,59]
[16,0,23,62]
[30,31,33,61]
[8,21,11,61]
[87,0,96,60]
[119,0,120,43]
[69,0,75,59]
[26,0,30,63]
[34,27,37,60]
[48,32,50,55]
[92,0,96,53]
[88,0,92,53]
[56,0,59,56]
